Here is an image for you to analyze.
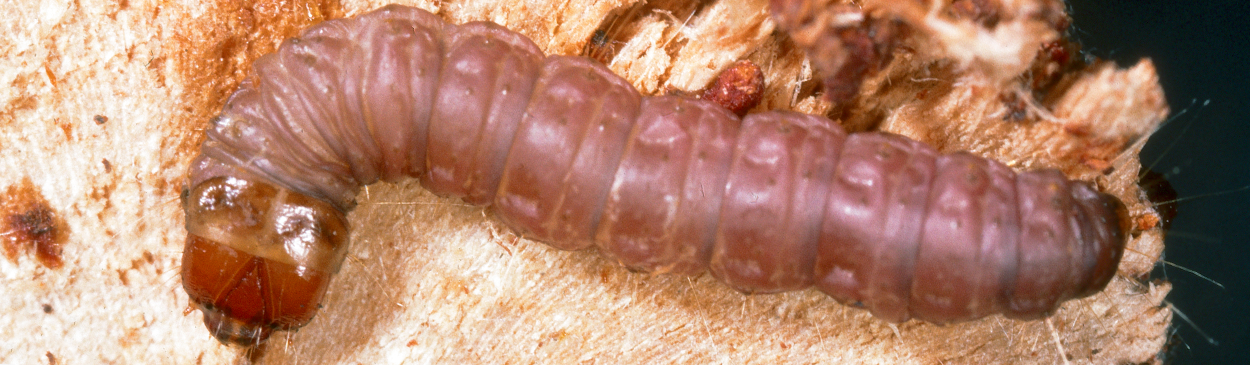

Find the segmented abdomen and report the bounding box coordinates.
[181,5,1126,346]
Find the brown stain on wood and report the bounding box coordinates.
[1,177,68,268]
[169,0,345,162]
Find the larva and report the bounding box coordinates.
[180,4,1127,346]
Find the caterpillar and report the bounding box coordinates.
[179,4,1128,346]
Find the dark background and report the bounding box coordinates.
[1066,0,1250,364]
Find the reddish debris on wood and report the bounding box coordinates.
[701,60,766,116]
[768,0,904,107]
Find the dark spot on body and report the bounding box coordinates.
[93,115,108,125]
[42,303,53,313]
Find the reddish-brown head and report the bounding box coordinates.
[180,176,350,346]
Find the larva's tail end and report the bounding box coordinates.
[1096,192,1131,286]
[1074,190,1131,298]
